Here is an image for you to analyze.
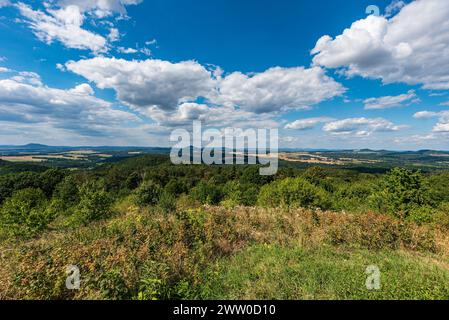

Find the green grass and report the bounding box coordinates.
[195,244,449,300]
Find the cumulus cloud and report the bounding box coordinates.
[323,117,405,136]
[385,0,407,17]
[363,90,419,109]
[65,57,216,112]
[312,0,449,90]
[108,28,120,42]
[285,117,335,130]
[65,57,346,132]
[17,3,107,52]
[69,83,95,95]
[414,110,449,132]
[215,66,345,113]
[150,102,279,130]
[16,1,143,53]
[0,71,140,137]
[58,0,142,18]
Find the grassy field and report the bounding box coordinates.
[199,245,449,300]
[1,201,448,300]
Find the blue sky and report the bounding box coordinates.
[0,0,449,149]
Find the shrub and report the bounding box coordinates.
[157,191,177,213]
[369,168,430,218]
[190,181,223,205]
[54,175,79,208]
[39,169,65,197]
[134,181,162,207]
[407,205,436,225]
[98,269,130,300]
[125,172,141,190]
[427,173,449,206]
[432,202,449,229]
[164,178,189,196]
[257,177,331,209]
[222,181,259,207]
[0,188,50,238]
[332,182,374,212]
[74,183,112,224]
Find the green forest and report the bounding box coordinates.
[1,154,449,299]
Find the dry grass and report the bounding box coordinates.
[0,205,446,300]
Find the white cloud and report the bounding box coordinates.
[0,0,10,8]
[385,0,406,17]
[363,90,419,109]
[56,63,65,71]
[11,71,43,86]
[17,2,107,52]
[16,1,144,53]
[140,47,151,56]
[281,136,298,144]
[215,66,345,113]
[69,83,95,95]
[323,117,405,136]
[58,0,143,18]
[65,57,346,133]
[285,117,334,130]
[145,38,157,46]
[0,71,141,138]
[0,67,10,73]
[433,122,449,132]
[429,92,446,97]
[65,57,216,111]
[150,102,279,129]
[117,47,138,54]
[413,111,439,119]
[414,110,449,132]
[108,28,120,42]
[312,0,449,90]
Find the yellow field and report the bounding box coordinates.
[0,156,47,162]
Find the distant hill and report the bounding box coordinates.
[0,144,171,154]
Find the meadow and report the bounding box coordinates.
[1,154,449,299]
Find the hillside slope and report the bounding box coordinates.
[1,204,448,300]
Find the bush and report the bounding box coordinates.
[257,177,331,209]
[0,188,50,238]
[164,178,189,196]
[39,169,65,197]
[369,168,430,218]
[134,181,162,207]
[407,205,436,225]
[432,202,449,229]
[222,181,259,207]
[190,181,223,205]
[157,191,177,213]
[427,173,449,206]
[125,172,141,190]
[54,175,79,208]
[74,183,112,224]
[332,182,374,212]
